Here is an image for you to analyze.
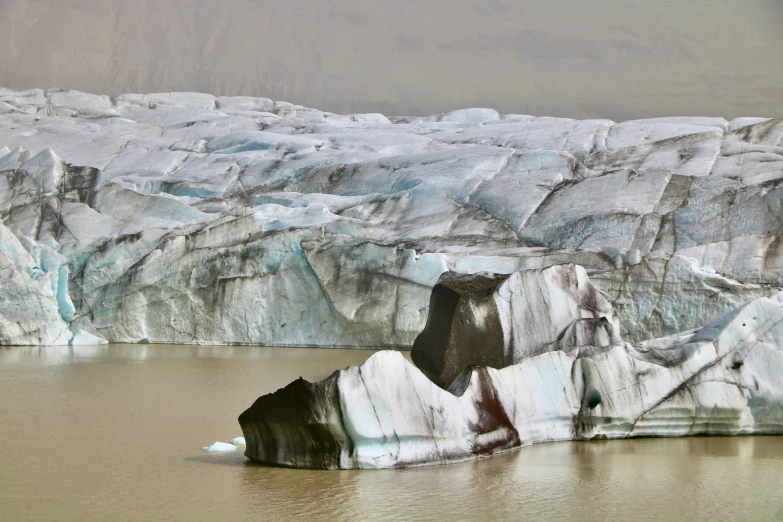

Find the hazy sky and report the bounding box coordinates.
[1,0,781,120]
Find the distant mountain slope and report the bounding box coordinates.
[0,0,781,119]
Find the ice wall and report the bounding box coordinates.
[1,88,781,345]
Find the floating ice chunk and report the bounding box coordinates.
[240,294,783,469]
[202,442,237,452]
[230,437,246,446]
[701,266,717,274]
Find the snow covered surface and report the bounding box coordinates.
[0,88,782,346]
[239,272,783,469]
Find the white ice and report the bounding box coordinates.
[0,88,781,346]
[202,442,237,452]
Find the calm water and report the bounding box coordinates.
[1,345,781,521]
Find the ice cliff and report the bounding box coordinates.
[1,87,782,345]
[239,266,783,469]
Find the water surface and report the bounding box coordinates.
[1,345,781,521]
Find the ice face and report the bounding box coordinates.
[0,88,781,346]
[239,287,783,469]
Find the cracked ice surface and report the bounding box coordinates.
[0,88,782,345]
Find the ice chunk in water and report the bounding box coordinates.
[202,442,237,452]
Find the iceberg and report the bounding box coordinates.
[239,268,783,469]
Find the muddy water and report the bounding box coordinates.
[0,345,781,521]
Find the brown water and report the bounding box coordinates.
[0,345,781,521]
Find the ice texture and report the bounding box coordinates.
[0,88,782,346]
[239,269,783,469]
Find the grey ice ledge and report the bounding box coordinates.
[0,87,781,347]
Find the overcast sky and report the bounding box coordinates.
[1,0,781,120]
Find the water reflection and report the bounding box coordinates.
[218,437,783,521]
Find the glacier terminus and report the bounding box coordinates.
[1,88,781,348]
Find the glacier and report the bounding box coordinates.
[239,267,783,469]
[0,87,782,346]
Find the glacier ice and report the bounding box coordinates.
[0,88,781,345]
[202,442,237,453]
[239,268,783,469]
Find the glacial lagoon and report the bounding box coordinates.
[1,345,781,521]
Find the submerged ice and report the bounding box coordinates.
[0,88,782,345]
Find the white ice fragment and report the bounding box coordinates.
[701,266,717,274]
[202,442,237,452]
[69,329,108,345]
[230,437,246,446]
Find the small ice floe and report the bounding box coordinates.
[230,436,246,446]
[202,441,237,452]
[701,265,717,274]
